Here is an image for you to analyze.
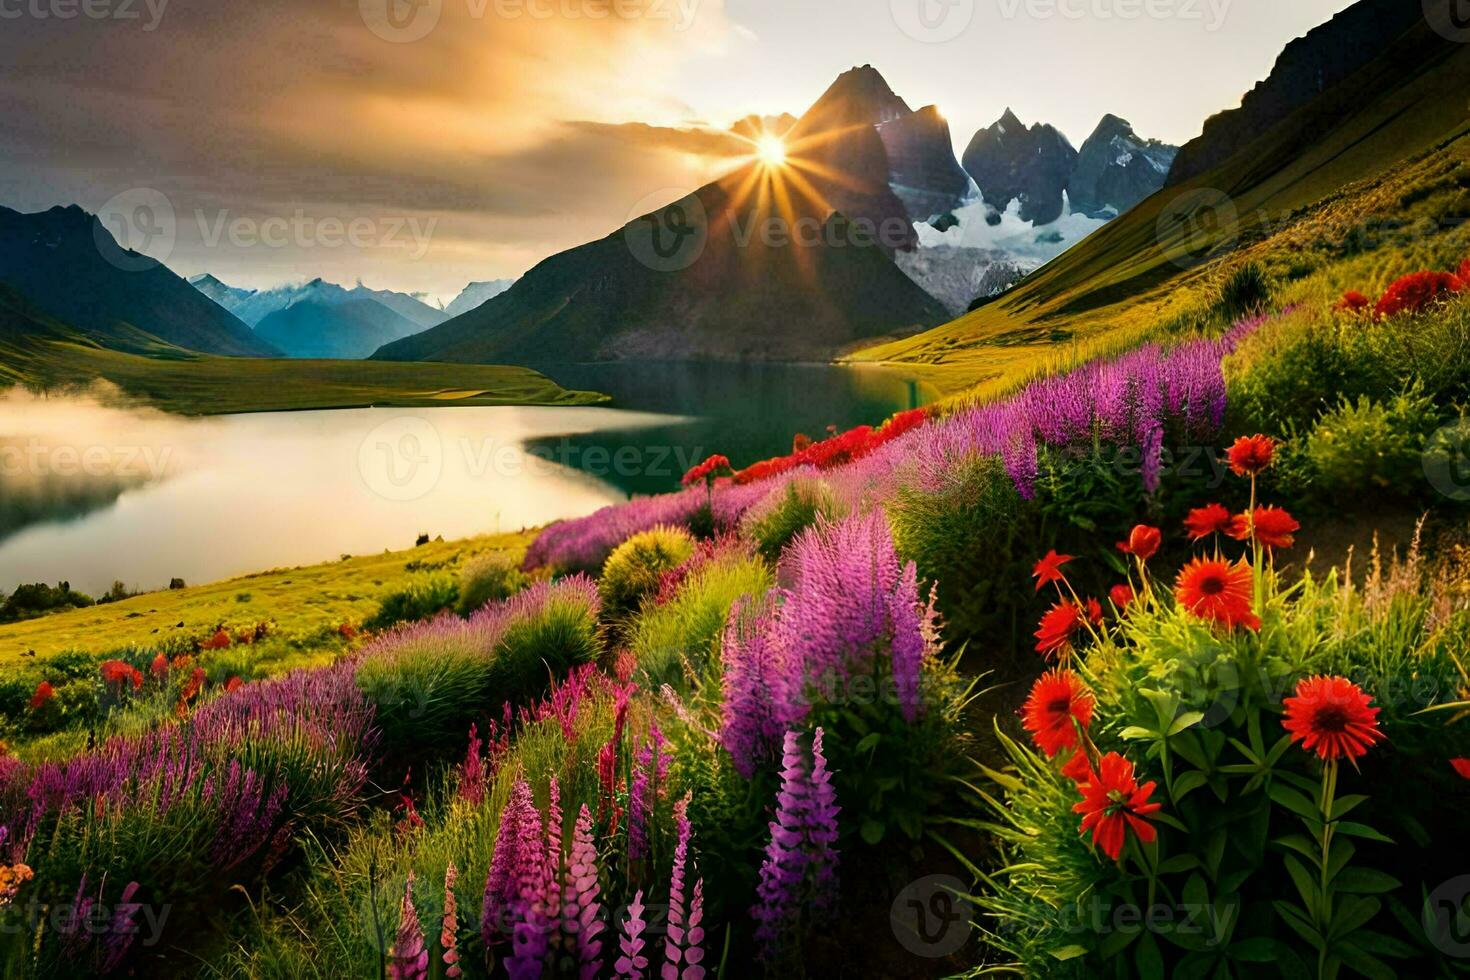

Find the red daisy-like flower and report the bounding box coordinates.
[1034,600,1085,657]
[1183,503,1233,540]
[1072,752,1162,860]
[1059,750,1093,784]
[1227,506,1299,549]
[1451,758,1470,780]
[1174,557,1260,631]
[1116,525,1162,561]
[1021,669,1095,757]
[1032,550,1074,592]
[1281,675,1383,763]
[29,682,54,710]
[1109,584,1135,610]
[1227,434,1275,477]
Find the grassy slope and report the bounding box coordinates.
[0,290,609,414]
[846,21,1470,399]
[0,530,533,663]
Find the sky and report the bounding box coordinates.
[0,0,1357,305]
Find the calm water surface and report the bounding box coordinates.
[0,363,924,594]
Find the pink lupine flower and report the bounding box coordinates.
[807,728,841,911]
[543,778,564,954]
[628,726,668,862]
[507,782,552,980]
[563,804,605,979]
[483,780,534,949]
[388,872,429,980]
[662,795,705,980]
[614,890,649,979]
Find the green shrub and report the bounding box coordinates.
[1216,261,1271,320]
[740,478,846,562]
[363,573,458,632]
[0,581,94,624]
[598,525,696,620]
[489,589,603,699]
[455,551,527,616]
[1299,389,1442,500]
[629,545,772,689]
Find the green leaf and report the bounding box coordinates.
[1324,838,1356,886]
[1334,940,1396,980]
[1268,783,1320,822]
[1120,726,1157,741]
[1226,937,1279,962]
[1048,945,1089,961]
[1329,896,1382,940]
[1347,929,1416,959]
[1284,855,1319,913]
[854,732,881,754]
[1169,711,1206,736]
[1272,900,1323,949]
[1334,822,1393,844]
[1172,770,1209,803]
[1157,854,1201,875]
[1134,932,1165,980]
[1330,794,1369,821]
[1273,834,1322,866]
[1204,830,1227,880]
[1333,868,1400,895]
[859,818,885,845]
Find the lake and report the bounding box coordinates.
[0,363,925,595]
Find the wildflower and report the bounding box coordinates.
[1451,759,1470,780]
[629,727,668,862]
[681,454,732,488]
[564,804,604,978]
[664,796,705,978]
[1227,434,1275,477]
[1108,584,1135,610]
[388,872,430,980]
[28,681,54,710]
[1032,550,1074,592]
[1034,601,1086,657]
[1116,525,1161,561]
[1059,750,1092,784]
[807,728,840,912]
[1021,669,1094,757]
[180,667,207,702]
[339,622,358,640]
[150,652,169,679]
[1281,676,1383,763]
[224,676,243,693]
[1374,270,1463,319]
[1072,753,1162,860]
[1335,290,1372,313]
[482,780,533,949]
[1183,503,1233,540]
[0,863,33,908]
[203,629,231,650]
[614,891,649,978]
[441,864,462,979]
[100,660,143,691]
[1174,557,1260,631]
[1228,506,1299,549]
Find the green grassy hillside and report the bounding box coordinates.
[847,14,1470,399]
[0,289,609,414]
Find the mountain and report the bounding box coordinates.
[849,0,1470,396]
[877,105,974,222]
[0,205,277,357]
[254,298,424,359]
[961,110,1079,225]
[445,279,517,318]
[1067,115,1178,218]
[1167,0,1428,186]
[190,275,447,331]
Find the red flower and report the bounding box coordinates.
[1228,506,1299,549]
[224,676,244,693]
[1174,557,1260,631]
[681,454,732,487]
[1374,270,1463,319]
[1035,601,1086,657]
[1450,758,1470,780]
[1227,434,1275,477]
[1281,676,1383,763]
[1085,597,1104,626]
[1032,550,1074,592]
[202,629,231,651]
[1021,669,1094,757]
[149,652,169,678]
[1460,258,1470,283]
[28,682,54,710]
[1109,584,1135,610]
[1183,503,1232,540]
[1072,752,1162,860]
[1059,750,1093,784]
[1116,525,1161,561]
[1335,290,1372,313]
[179,667,207,703]
[100,660,143,691]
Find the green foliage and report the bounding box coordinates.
[0,581,94,624]
[489,592,603,703]
[1217,262,1272,321]
[363,573,459,632]
[628,547,772,690]
[1297,389,1443,501]
[599,525,696,620]
[741,479,846,562]
[455,550,528,616]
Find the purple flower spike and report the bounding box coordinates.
[563,804,604,980]
[388,872,429,980]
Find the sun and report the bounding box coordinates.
[755,135,787,167]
